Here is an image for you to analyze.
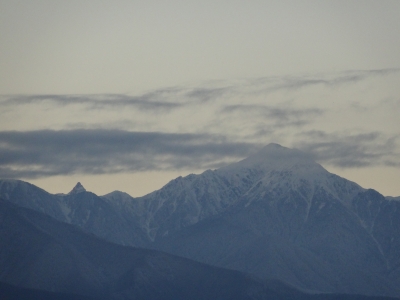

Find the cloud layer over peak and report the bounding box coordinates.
[0,70,399,189]
[0,129,260,178]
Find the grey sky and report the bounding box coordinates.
[2,1,400,94]
[0,1,399,196]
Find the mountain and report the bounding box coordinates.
[4,198,391,300]
[134,143,364,241]
[68,182,86,195]
[153,188,400,295]
[0,179,148,247]
[123,144,400,294]
[0,198,284,299]
[1,144,400,297]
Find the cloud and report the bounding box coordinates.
[221,105,323,128]
[2,68,398,110]
[1,129,399,180]
[0,129,261,179]
[185,87,229,103]
[294,131,400,168]
[1,94,183,112]
[164,68,400,104]
[245,68,400,96]
[1,69,398,176]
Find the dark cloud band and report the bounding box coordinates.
[295,131,400,168]
[0,129,260,179]
[0,129,399,179]
[2,94,183,112]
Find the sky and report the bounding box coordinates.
[1,1,400,197]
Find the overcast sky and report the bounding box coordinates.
[1,1,400,197]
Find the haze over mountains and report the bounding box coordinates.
[1,144,400,298]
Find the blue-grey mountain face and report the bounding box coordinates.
[153,186,400,296]
[0,180,148,247]
[5,198,387,300]
[1,199,273,299]
[1,144,400,297]
[132,144,366,242]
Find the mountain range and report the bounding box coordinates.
[1,143,399,298]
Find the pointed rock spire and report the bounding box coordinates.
[68,182,86,195]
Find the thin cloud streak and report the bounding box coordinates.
[221,105,323,128]
[239,68,400,96]
[2,94,183,112]
[2,68,399,111]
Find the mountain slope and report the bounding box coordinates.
[130,144,365,242]
[153,186,400,296]
[143,144,400,296]
[0,180,148,247]
[5,198,393,300]
[0,198,303,300]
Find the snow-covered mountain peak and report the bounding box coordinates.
[68,182,86,195]
[216,144,363,204]
[220,143,320,174]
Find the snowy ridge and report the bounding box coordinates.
[220,143,315,172]
[0,144,387,245]
[128,144,365,241]
[131,172,239,241]
[0,179,20,200]
[218,144,363,208]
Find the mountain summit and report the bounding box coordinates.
[220,143,319,173]
[68,182,86,195]
[217,143,341,202]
